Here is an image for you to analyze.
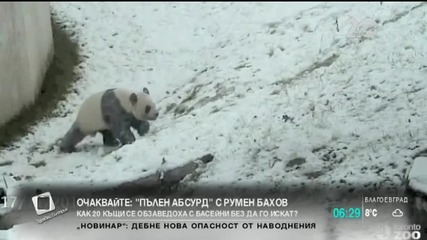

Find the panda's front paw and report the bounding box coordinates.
[101,130,120,147]
[104,137,120,147]
[137,120,150,136]
[59,144,76,153]
[120,131,136,145]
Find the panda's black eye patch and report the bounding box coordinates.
[145,105,151,114]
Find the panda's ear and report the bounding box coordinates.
[129,93,138,106]
[143,87,150,95]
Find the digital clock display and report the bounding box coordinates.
[332,207,362,219]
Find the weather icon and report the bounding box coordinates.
[392,209,403,218]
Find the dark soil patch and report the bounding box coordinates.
[0,15,81,150]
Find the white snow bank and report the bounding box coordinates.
[407,157,427,194]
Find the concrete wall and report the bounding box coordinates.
[0,2,54,126]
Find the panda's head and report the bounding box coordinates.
[130,87,159,121]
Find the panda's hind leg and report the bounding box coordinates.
[59,122,86,153]
[130,117,150,136]
[100,130,120,147]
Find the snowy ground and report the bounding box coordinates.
[407,156,427,212]
[1,2,427,239]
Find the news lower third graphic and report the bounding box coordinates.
[1,190,425,238]
[31,192,68,224]
[32,192,55,215]
[331,197,407,220]
[74,197,310,231]
[331,196,426,240]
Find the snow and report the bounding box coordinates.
[1,1,427,239]
[407,157,427,196]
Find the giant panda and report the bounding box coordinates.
[59,87,159,153]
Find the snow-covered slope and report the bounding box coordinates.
[1,3,427,238]
[0,0,427,192]
[1,0,426,193]
[408,157,427,195]
[407,156,427,215]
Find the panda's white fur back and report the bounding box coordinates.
[75,91,107,134]
[112,88,134,115]
[75,88,135,134]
